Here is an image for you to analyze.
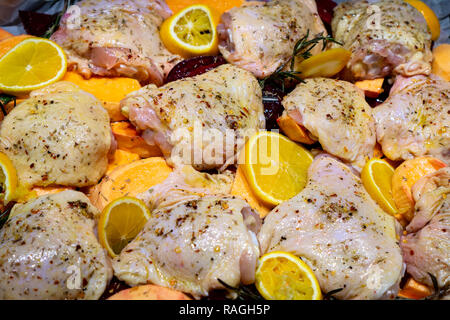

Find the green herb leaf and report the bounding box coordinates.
[217,279,264,300]
[258,30,342,92]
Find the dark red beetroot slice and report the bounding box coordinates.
[316,0,337,28]
[19,10,58,37]
[263,85,285,130]
[165,55,227,83]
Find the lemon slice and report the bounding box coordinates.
[0,152,17,205]
[296,48,351,79]
[98,196,150,257]
[256,251,322,300]
[243,131,313,207]
[160,4,219,57]
[361,158,397,216]
[405,0,440,41]
[0,37,67,95]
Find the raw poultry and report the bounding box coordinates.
[113,169,261,298]
[332,0,432,80]
[373,75,450,164]
[217,0,326,78]
[281,78,376,169]
[51,0,181,85]
[0,82,113,187]
[401,167,450,298]
[258,156,404,299]
[121,64,265,170]
[0,191,112,299]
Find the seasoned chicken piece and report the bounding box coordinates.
[113,169,260,298]
[0,191,112,300]
[51,0,180,85]
[401,168,450,294]
[281,78,376,169]
[332,0,432,80]
[0,82,113,187]
[121,64,265,170]
[259,156,404,300]
[217,0,326,78]
[373,75,450,164]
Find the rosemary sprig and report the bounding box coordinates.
[322,287,343,300]
[425,273,450,300]
[0,201,15,230]
[218,279,264,300]
[0,94,16,117]
[259,30,342,91]
[42,0,72,39]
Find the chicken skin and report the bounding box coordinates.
[0,82,113,187]
[281,78,376,169]
[121,64,265,170]
[332,0,432,80]
[401,168,450,296]
[51,0,180,85]
[113,170,260,298]
[259,156,404,299]
[217,0,326,78]
[0,191,112,300]
[373,75,450,164]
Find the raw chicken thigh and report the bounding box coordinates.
[281,78,376,169]
[121,64,265,170]
[401,168,450,297]
[0,82,113,187]
[332,0,432,80]
[373,75,450,164]
[113,169,261,298]
[51,0,180,85]
[259,156,404,299]
[218,0,326,78]
[0,191,112,300]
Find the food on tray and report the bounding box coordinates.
[62,72,141,121]
[280,78,376,169]
[0,82,112,187]
[332,0,432,80]
[111,121,162,158]
[160,4,219,58]
[98,196,151,257]
[373,75,450,164]
[432,44,450,81]
[242,131,313,206]
[295,47,351,79]
[0,191,112,299]
[113,170,260,298]
[121,64,265,170]
[400,167,450,293]
[259,156,403,300]
[0,0,448,301]
[88,157,172,211]
[361,158,397,217]
[255,251,322,300]
[217,0,326,78]
[50,0,181,85]
[108,284,191,300]
[391,156,447,222]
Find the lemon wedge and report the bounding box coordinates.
[160,4,219,58]
[256,251,322,300]
[361,158,397,216]
[98,196,150,257]
[243,131,313,207]
[0,37,67,95]
[0,152,17,205]
[296,48,351,79]
[405,0,440,41]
